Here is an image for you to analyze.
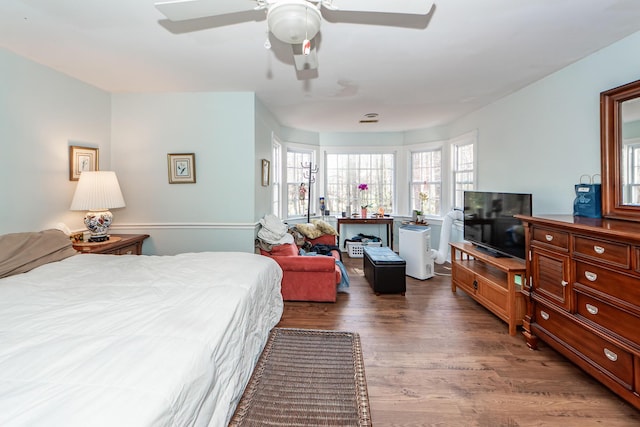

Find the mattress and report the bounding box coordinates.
[0,251,283,427]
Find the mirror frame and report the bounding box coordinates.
[601,78,640,221]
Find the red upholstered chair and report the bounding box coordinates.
[260,234,341,302]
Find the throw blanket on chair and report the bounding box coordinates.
[310,244,342,261]
[299,247,350,292]
[256,215,294,251]
[309,243,349,290]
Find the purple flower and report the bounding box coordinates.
[358,183,368,191]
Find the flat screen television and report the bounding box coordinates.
[463,191,532,260]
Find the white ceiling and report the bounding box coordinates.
[1,0,640,133]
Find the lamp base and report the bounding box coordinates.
[84,209,113,242]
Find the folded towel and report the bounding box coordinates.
[258,214,290,244]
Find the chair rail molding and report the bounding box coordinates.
[112,222,259,230]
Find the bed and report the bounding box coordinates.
[0,230,284,427]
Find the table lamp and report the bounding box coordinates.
[70,171,126,242]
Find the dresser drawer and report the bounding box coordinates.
[532,226,569,250]
[573,236,630,269]
[575,290,640,346]
[535,303,634,389]
[575,261,640,308]
[113,243,140,255]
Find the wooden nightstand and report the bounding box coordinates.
[73,234,149,255]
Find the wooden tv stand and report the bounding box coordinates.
[450,242,526,336]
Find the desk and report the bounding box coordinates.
[337,217,394,249]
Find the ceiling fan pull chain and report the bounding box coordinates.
[264,27,271,49]
[303,5,311,55]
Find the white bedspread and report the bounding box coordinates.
[0,252,283,427]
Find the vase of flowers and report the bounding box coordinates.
[358,183,369,217]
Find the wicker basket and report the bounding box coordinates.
[346,241,382,258]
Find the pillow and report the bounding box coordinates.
[0,229,77,279]
[311,219,338,236]
[295,223,324,240]
[287,226,307,246]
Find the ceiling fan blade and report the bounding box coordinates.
[155,0,259,22]
[292,44,318,71]
[326,0,433,15]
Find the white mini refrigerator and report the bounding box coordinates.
[399,224,434,280]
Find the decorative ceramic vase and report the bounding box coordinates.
[84,210,113,242]
[361,208,367,218]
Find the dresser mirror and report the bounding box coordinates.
[601,78,640,221]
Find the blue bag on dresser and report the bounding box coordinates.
[573,174,601,218]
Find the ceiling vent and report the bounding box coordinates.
[359,113,379,124]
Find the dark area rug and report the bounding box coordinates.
[229,328,372,426]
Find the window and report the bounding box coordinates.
[286,148,315,217]
[325,153,395,215]
[271,137,281,217]
[622,138,640,204]
[408,131,476,217]
[452,138,475,210]
[410,149,442,216]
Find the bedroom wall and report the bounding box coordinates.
[0,49,111,236]
[110,92,261,255]
[3,30,640,255]
[255,98,282,222]
[443,31,640,216]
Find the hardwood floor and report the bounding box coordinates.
[276,255,640,426]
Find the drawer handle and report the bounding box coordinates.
[604,348,618,362]
[584,271,597,282]
[560,280,568,287]
[593,245,605,254]
[545,234,554,241]
[540,310,550,320]
[586,303,598,315]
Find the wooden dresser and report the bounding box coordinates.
[516,215,640,410]
[73,234,149,255]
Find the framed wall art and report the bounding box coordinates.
[168,153,196,184]
[261,159,270,186]
[69,145,99,181]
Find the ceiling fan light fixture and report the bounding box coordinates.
[267,1,321,44]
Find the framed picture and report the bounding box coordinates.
[168,153,196,184]
[69,145,99,181]
[261,159,270,186]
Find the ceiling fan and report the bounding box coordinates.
[154,0,434,71]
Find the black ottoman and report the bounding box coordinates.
[363,246,406,295]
